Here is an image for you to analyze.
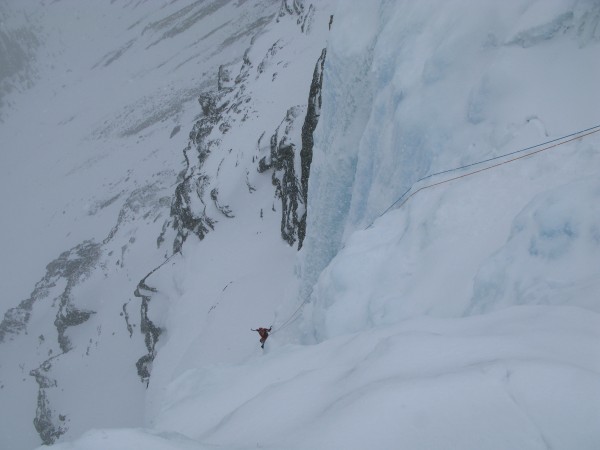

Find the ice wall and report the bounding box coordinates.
[298,1,383,302]
[300,0,600,340]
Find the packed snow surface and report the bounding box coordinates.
[0,0,598,449]
[39,306,600,450]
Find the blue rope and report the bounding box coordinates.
[274,123,600,333]
[369,123,600,225]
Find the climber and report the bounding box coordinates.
[251,326,272,349]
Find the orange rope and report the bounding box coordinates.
[271,126,600,335]
[395,128,600,210]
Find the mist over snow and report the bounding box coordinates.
[0,1,598,449]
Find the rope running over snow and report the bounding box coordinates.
[367,124,600,228]
[271,123,600,334]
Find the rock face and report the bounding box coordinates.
[277,0,316,33]
[259,47,326,248]
[133,252,180,384]
[130,4,331,405]
[169,91,223,253]
[299,47,326,247]
[30,356,66,446]
[0,241,101,445]
[169,1,326,250]
[134,277,161,385]
[259,105,306,246]
[0,0,331,447]
[0,241,100,346]
[0,180,172,445]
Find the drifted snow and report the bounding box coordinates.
[46,306,600,450]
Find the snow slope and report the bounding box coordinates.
[0,0,292,448]
[1,0,599,449]
[41,306,600,450]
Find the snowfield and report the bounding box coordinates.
[41,305,600,450]
[0,0,599,449]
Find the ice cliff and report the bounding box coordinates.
[299,0,600,340]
